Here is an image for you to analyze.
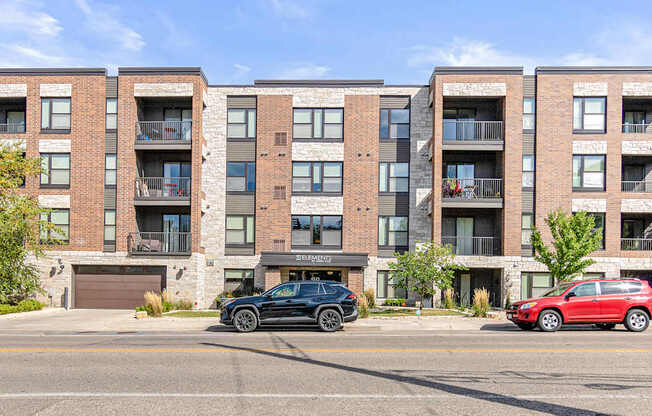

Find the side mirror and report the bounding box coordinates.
[266,294,273,299]
[565,292,576,300]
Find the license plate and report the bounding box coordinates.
[507,313,514,319]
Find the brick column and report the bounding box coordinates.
[348,267,364,294]
[264,267,281,289]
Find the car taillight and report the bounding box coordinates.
[346,294,356,300]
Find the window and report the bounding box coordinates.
[521,214,534,246]
[599,281,625,296]
[379,216,408,247]
[572,282,597,297]
[227,109,256,139]
[104,210,116,242]
[573,97,606,133]
[521,273,553,300]
[225,215,255,246]
[522,155,535,188]
[2,110,25,133]
[40,153,70,187]
[226,162,255,192]
[623,111,646,133]
[268,283,297,298]
[379,162,409,192]
[587,212,605,249]
[292,162,342,194]
[40,209,69,242]
[41,98,70,131]
[523,98,535,130]
[380,108,410,139]
[298,282,321,297]
[293,108,343,140]
[105,154,116,186]
[224,269,254,294]
[273,185,286,200]
[106,98,117,130]
[377,271,407,299]
[291,215,342,248]
[581,272,605,280]
[572,155,605,191]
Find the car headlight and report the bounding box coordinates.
[520,302,537,310]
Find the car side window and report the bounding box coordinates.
[269,283,297,298]
[599,282,624,296]
[572,282,597,297]
[623,282,642,294]
[321,284,337,295]
[298,283,320,297]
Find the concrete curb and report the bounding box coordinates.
[0,307,65,320]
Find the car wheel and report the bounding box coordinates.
[233,309,258,333]
[537,309,562,332]
[596,323,616,330]
[624,309,649,332]
[318,309,342,332]
[517,322,536,331]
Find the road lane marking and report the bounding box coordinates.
[1,347,651,353]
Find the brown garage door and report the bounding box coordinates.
[74,272,163,309]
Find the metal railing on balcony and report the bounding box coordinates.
[0,122,25,133]
[622,180,651,192]
[621,238,652,251]
[136,120,192,142]
[622,123,652,133]
[443,120,504,141]
[442,236,501,256]
[135,177,191,199]
[442,178,503,199]
[128,232,191,254]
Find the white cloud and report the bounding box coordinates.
[234,64,251,73]
[0,0,62,36]
[4,45,63,64]
[280,64,330,78]
[268,0,311,19]
[74,0,145,51]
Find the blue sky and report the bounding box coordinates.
[2,0,651,84]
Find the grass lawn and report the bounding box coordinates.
[165,311,221,318]
[369,308,466,317]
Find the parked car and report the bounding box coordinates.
[220,280,358,333]
[507,279,652,332]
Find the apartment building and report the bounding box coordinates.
[1,65,651,309]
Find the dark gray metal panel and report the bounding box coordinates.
[134,143,192,151]
[536,66,652,74]
[226,194,255,214]
[377,249,397,258]
[378,194,410,216]
[0,68,106,76]
[379,96,410,109]
[442,141,504,151]
[522,191,534,212]
[260,252,368,267]
[225,247,255,256]
[103,243,116,253]
[118,67,207,84]
[523,76,536,97]
[104,188,116,209]
[105,77,118,98]
[226,141,256,161]
[523,133,535,154]
[379,141,410,161]
[441,199,503,209]
[521,247,533,257]
[227,96,256,108]
[253,80,383,87]
[105,132,117,153]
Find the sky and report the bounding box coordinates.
[1,0,652,84]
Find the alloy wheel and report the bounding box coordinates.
[319,310,340,331]
[235,311,256,332]
[541,312,560,330]
[629,312,647,330]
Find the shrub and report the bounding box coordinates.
[144,291,163,317]
[504,290,512,310]
[356,292,369,319]
[472,288,490,317]
[162,301,173,313]
[382,298,407,307]
[363,288,376,309]
[161,289,172,304]
[443,288,455,310]
[0,299,43,315]
[174,299,193,310]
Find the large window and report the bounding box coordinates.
[225,216,255,246]
[224,269,255,295]
[380,108,409,139]
[40,209,69,242]
[40,153,70,187]
[521,213,534,246]
[378,216,408,248]
[2,110,25,133]
[104,210,116,243]
[521,272,553,300]
[226,162,255,192]
[291,215,342,248]
[41,98,70,131]
[587,212,605,250]
[522,155,535,188]
[227,109,256,139]
[293,108,343,140]
[105,154,116,186]
[523,98,535,130]
[379,162,409,192]
[106,98,117,130]
[292,162,342,194]
[377,271,407,299]
[573,97,606,133]
[572,155,605,191]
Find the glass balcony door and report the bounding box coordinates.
[162,214,190,252]
[456,217,474,255]
[163,162,191,197]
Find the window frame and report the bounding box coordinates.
[41,97,71,133]
[378,216,409,250]
[292,108,344,142]
[40,208,70,243]
[40,153,70,188]
[376,271,407,299]
[522,155,535,190]
[520,272,554,300]
[379,162,409,193]
[227,108,256,140]
[291,161,343,195]
[523,97,535,131]
[573,97,606,134]
[586,212,605,250]
[521,213,534,247]
[380,108,411,140]
[104,209,116,244]
[106,98,117,131]
[105,154,117,187]
[225,215,255,248]
[291,215,342,249]
[224,269,255,294]
[572,154,606,192]
[226,161,256,194]
[1,108,26,133]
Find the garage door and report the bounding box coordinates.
[74,267,164,309]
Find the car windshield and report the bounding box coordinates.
[540,283,573,297]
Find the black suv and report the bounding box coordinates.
[220,280,358,332]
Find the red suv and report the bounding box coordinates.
[507,279,652,332]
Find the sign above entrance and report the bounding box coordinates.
[260,252,368,267]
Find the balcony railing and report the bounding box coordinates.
[622,123,652,134]
[136,121,192,142]
[442,178,503,199]
[622,180,651,193]
[442,236,501,256]
[128,232,191,254]
[443,120,504,141]
[135,177,191,199]
[621,238,652,251]
[0,122,25,133]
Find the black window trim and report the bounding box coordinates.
[40,152,70,188]
[521,272,555,299]
[224,268,255,280]
[291,161,343,195]
[105,97,117,132]
[291,214,343,249]
[380,108,411,140]
[292,108,344,142]
[583,211,606,250]
[103,209,116,245]
[226,161,256,194]
[521,213,534,248]
[41,208,70,243]
[572,154,606,192]
[378,215,409,251]
[379,161,409,194]
[227,108,256,141]
[225,215,255,248]
[105,154,117,188]
[41,97,71,134]
[0,107,26,134]
[522,155,535,191]
[523,97,536,133]
[573,96,606,134]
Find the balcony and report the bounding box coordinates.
[127,232,191,255]
[135,121,192,150]
[442,99,505,151]
[0,98,26,135]
[134,177,191,206]
[441,178,503,208]
[622,124,652,134]
[622,180,652,193]
[621,215,652,251]
[442,236,501,256]
[0,122,25,133]
[621,238,652,251]
[622,98,652,134]
[622,156,652,192]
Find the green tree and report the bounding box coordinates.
[530,209,603,282]
[0,143,62,304]
[389,241,467,310]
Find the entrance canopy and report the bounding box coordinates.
[260,252,368,268]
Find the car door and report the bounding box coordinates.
[259,283,298,322]
[295,282,322,318]
[598,281,627,321]
[563,282,600,322]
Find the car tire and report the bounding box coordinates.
[624,309,649,332]
[233,309,258,333]
[318,309,342,332]
[596,323,616,330]
[537,309,562,332]
[517,322,536,331]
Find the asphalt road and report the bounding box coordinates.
[1,327,652,415]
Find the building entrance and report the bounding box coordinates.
[288,270,343,282]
